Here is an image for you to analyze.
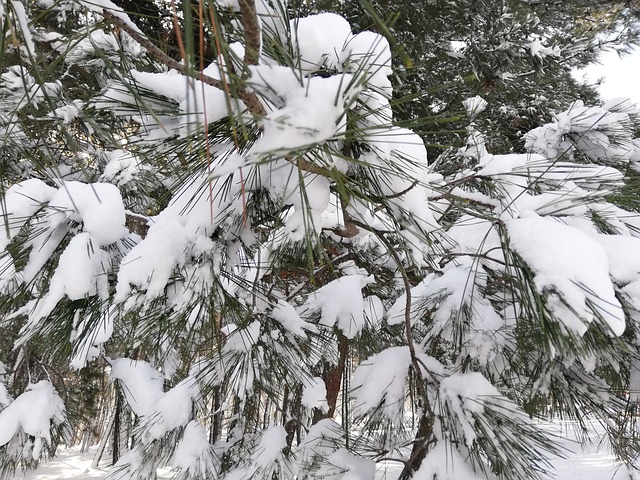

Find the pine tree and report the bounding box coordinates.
[302,0,640,155]
[1,1,640,480]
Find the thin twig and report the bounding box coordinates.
[350,217,436,478]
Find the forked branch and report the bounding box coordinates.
[101,9,266,117]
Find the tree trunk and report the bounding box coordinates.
[210,386,222,442]
[111,385,122,466]
[399,412,434,480]
[313,332,349,423]
[91,407,115,469]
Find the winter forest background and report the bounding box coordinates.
[2,0,640,479]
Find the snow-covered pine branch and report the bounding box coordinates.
[1,1,640,480]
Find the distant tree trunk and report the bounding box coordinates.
[281,384,290,424]
[210,386,223,442]
[263,395,271,428]
[92,407,115,469]
[112,385,122,465]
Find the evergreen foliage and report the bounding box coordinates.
[1,1,640,479]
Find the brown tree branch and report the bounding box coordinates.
[101,9,266,117]
[125,213,149,238]
[104,8,349,184]
[238,0,261,71]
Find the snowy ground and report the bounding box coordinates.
[17,420,630,480]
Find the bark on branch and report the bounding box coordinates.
[238,0,261,70]
[104,9,342,181]
[101,9,266,117]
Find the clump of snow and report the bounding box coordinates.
[250,74,355,156]
[524,100,639,162]
[101,149,146,186]
[70,309,114,369]
[65,29,120,64]
[340,31,392,95]
[109,358,164,416]
[115,218,189,302]
[252,426,287,467]
[0,381,65,460]
[48,181,127,247]
[248,65,303,111]
[386,260,505,364]
[352,346,411,424]
[290,13,352,73]
[508,215,625,336]
[131,70,231,136]
[365,126,429,186]
[414,441,484,480]
[1,179,56,250]
[140,378,200,443]
[301,377,329,412]
[50,99,83,124]
[30,232,110,321]
[224,320,261,353]
[363,295,384,327]
[462,95,488,118]
[321,448,375,480]
[293,418,341,465]
[288,12,392,95]
[302,274,374,338]
[438,372,503,447]
[595,234,640,284]
[527,38,560,58]
[224,426,288,480]
[446,215,502,264]
[94,68,233,138]
[271,299,315,337]
[1,67,61,109]
[78,0,144,35]
[111,360,200,445]
[173,421,215,477]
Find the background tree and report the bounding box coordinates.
[300,0,640,155]
[1,1,640,480]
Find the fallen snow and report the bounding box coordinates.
[20,419,631,480]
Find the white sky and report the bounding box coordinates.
[576,46,640,105]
